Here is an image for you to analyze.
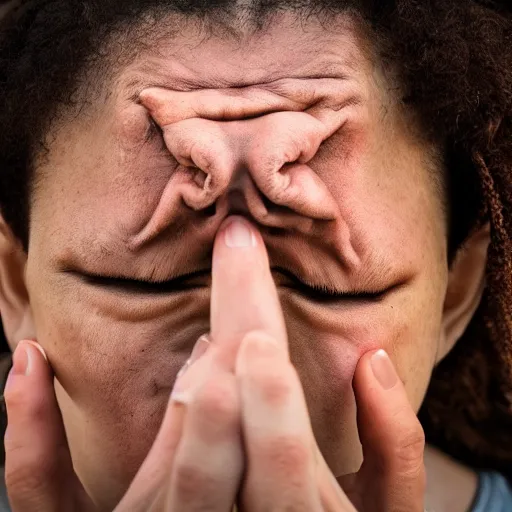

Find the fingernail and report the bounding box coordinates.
[4,343,30,393]
[12,343,30,376]
[370,349,398,390]
[237,331,282,374]
[171,334,211,404]
[189,334,211,363]
[224,217,256,248]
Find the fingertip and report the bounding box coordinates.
[352,348,412,441]
[211,216,287,357]
[212,216,263,293]
[211,216,268,300]
[354,348,425,471]
[369,349,399,390]
[4,341,52,415]
[19,340,50,379]
[23,341,48,362]
[353,349,402,395]
[218,216,259,250]
[236,330,283,375]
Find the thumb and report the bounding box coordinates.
[350,349,426,512]
[3,340,92,512]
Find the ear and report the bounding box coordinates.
[438,223,490,362]
[0,216,35,350]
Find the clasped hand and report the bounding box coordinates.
[4,217,426,511]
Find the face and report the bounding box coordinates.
[4,11,484,511]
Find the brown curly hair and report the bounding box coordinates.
[0,0,511,475]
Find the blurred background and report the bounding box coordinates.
[0,4,14,354]
[0,321,7,353]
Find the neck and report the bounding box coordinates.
[424,445,479,512]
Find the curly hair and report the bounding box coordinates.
[0,0,511,474]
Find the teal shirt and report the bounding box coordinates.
[471,472,512,512]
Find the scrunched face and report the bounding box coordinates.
[0,11,489,510]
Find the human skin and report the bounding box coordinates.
[3,217,427,511]
[0,11,489,510]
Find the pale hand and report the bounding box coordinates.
[3,217,426,511]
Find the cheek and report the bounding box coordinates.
[32,303,185,407]
[283,280,444,430]
[35,307,179,433]
[26,274,211,486]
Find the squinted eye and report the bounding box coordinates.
[273,267,388,304]
[73,269,210,295]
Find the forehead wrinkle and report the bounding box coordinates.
[119,57,356,106]
[113,15,364,102]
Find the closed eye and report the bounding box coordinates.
[69,267,389,302]
[272,267,388,303]
[74,269,210,295]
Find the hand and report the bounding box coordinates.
[205,217,426,511]
[3,216,426,511]
[3,339,243,510]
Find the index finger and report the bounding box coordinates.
[211,216,287,366]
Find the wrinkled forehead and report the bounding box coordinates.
[28,7,446,292]
[104,11,376,102]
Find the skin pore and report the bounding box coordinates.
[0,11,489,511]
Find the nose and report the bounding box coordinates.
[132,86,343,245]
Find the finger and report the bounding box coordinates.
[352,349,426,512]
[236,331,322,512]
[4,341,91,512]
[166,369,243,511]
[211,216,288,366]
[118,334,212,510]
[315,454,357,512]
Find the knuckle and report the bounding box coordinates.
[4,387,47,424]
[173,462,216,503]
[257,366,296,408]
[394,421,426,470]
[5,456,54,500]
[194,375,238,425]
[258,434,311,479]
[3,383,25,410]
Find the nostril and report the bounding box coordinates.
[203,203,217,217]
[192,168,209,189]
[267,226,287,237]
[260,189,295,216]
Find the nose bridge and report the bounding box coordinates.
[132,85,343,245]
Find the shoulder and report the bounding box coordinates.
[471,471,512,512]
[424,445,512,512]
